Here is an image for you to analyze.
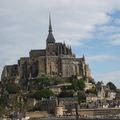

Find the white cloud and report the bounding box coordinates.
[111,39,120,46]
[95,23,120,46]
[86,55,115,62]
[0,0,119,48]
[110,34,120,46]
[0,0,120,80]
[95,71,120,88]
[98,26,120,33]
[114,18,120,25]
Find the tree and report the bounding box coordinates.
[33,102,42,111]
[77,80,85,91]
[107,82,117,91]
[78,91,86,104]
[59,90,74,98]
[30,88,54,100]
[71,79,85,91]
[35,76,50,87]
[0,91,9,107]
[29,76,51,90]
[6,83,20,94]
[0,105,5,117]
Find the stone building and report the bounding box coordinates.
[1,15,93,88]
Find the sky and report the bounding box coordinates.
[0,0,120,88]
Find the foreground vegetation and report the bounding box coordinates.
[0,75,118,117]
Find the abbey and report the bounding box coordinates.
[1,16,93,87]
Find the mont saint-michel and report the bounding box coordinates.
[1,15,93,89]
[0,16,120,120]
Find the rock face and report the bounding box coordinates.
[1,15,93,88]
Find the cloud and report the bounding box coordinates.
[110,34,120,46]
[114,18,120,25]
[86,55,115,62]
[0,0,120,83]
[111,39,120,46]
[0,0,119,48]
[95,71,120,88]
[93,17,120,47]
[98,26,120,34]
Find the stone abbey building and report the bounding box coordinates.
[1,16,93,87]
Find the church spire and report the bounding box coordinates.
[49,13,52,33]
[83,54,85,61]
[46,13,55,44]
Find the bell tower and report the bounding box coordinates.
[46,14,56,55]
[46,14,55,45]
